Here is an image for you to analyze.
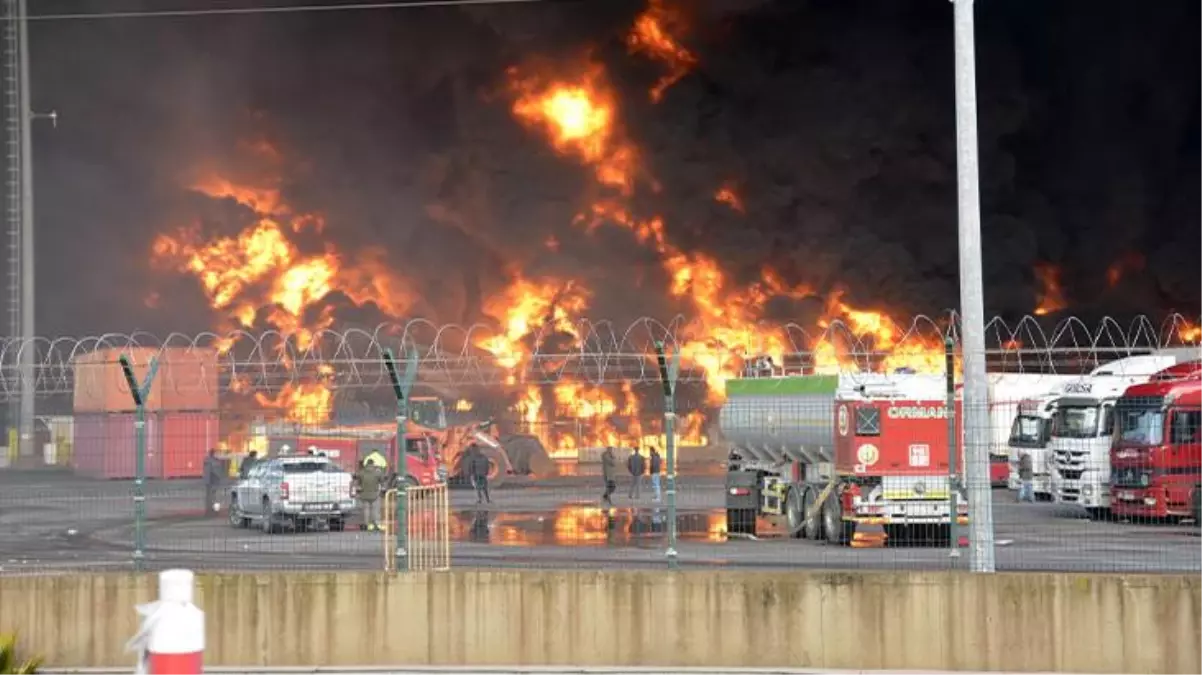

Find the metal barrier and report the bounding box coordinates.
[382,484,451,572]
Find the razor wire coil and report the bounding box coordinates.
[0,312,1196,399]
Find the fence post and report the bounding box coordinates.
[944,336,961,560]
[653,341,681,570]
[120,354,160,573]
[382,346,418,572]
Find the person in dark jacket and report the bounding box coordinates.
[648,446,663,502]
[468,445,492,504]
[238,451,259,479]
[203,449,223,517]
[600,446,617,506]
[627,448,646,499]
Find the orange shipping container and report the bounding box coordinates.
[73,347,219,413]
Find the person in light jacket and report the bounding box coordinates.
[1017,452,1034,503]
[600,446,617,506]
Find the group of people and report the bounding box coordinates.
[599,446,663,506]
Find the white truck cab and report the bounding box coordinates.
[1007,394,1059,499]
[1051,355,1179,519]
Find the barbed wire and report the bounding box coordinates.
[0,312,1197,399]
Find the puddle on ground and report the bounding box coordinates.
[448,505,755,547]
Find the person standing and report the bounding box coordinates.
[238,451,259,479]
[648,446,663,502]
[1018,452,1034,503]
[601,446,617,506]
[469,445,492,505]
[354,458,383,531]
[627,448,646,499]
[202,449,223,517]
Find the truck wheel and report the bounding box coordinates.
[228,497,248,529]
[802,487,823,540]
[823,493,852,546]
[1086,507,1111,522]
[480,447,508,489]
[785,487,806,539]
[726,508,757,536]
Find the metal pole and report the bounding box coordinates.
[951,0,996,572]
[944,335,960,560]
[654,341,680,569]
[15,0,33,459]
[120,354,159,572]
[383,347,417,572]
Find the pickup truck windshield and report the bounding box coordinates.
[1053,405,1100,439]
[1116,407,1164,445]
[281,462,342,474]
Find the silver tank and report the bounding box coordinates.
[719,391,837,465]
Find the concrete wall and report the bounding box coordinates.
[0,571,1197,674]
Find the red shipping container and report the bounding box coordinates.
[72,413,164,480]
[296,436,358,472]
[73,347,219,413]
[161,412,220,479]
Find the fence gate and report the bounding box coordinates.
[383,484,451,572]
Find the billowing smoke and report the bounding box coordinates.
[11,0,1200,338]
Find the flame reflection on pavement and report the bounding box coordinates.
[449,505,730,547]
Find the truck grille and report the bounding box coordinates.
[1111,467,1152,488]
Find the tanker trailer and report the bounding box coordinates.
[720,373,970,544]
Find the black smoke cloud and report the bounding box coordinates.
[10,0,1200,339]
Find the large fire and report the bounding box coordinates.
[151,143,413,421]
[1033,262,1067,316]
[150,1,1070,459]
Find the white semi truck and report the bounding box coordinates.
[1051,355,1182,520]
[981,374,1080,489]
[1006,393,1061,499]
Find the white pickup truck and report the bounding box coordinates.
[227,455,357,534]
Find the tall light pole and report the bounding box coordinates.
[951,0,996,572]
[4,0,49,461]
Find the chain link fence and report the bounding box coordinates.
[0,313,1198,575]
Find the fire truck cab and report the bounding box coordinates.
[1109,362,1201,522]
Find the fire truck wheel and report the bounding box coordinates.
[823,494,852,546]
[726,508,756,536]
[785,487,806,538]
[802,487,823,540]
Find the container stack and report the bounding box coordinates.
[72,347,220,479]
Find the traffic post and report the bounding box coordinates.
[119,353,160,573]
[382,345,418,572]
[127,568,204,674]
[653,340,681,570]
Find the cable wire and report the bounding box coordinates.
[25,0,555,21]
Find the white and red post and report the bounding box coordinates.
[127,569,205,674]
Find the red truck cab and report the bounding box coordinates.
[1109,362,1201,521]
[387,432,446,486]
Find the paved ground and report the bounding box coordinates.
[0,469,1197,575]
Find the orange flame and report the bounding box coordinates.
[1106,251,1145,288]
[1033,262,1066,316]
[152,143,414,422]
[626,0,698,102]
[713,185,744,213]
[1179,320,1202,345]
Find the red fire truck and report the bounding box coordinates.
[1109,362,1201,522]
[721,372,968,544]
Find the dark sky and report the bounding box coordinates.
[8,0,1200,338]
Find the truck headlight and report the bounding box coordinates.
[1082,485,1093,496]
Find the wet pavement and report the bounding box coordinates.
[447,505,745,547]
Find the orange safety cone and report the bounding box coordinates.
[850,521,888,548]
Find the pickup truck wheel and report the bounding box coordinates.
[228,497,248,528]
[261,500,277,535]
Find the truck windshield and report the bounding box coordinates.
[1116,407,1164,445]
[1008,415,1048,447]
[409,399,446,428]
[1052,405,1100,439]
[281,461,342,474]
